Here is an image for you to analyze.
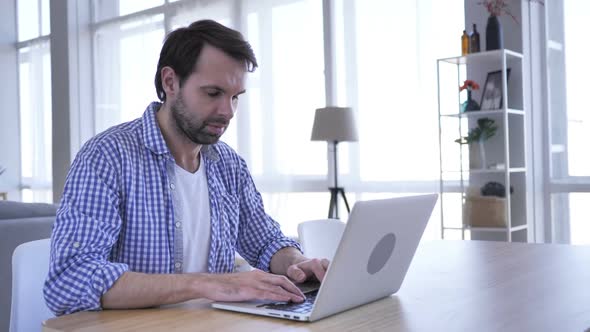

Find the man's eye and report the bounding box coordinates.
[207,91,221,97]
[232,96,239,102]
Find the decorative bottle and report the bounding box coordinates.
[470,24,480,53]
[486,15,503,50]
[461,30,469,55]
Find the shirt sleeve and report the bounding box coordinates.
[234,158,302,272]
[43,145,129,316]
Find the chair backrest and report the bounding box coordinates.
[10,238,53,332]
[297,219,346,260]
[0,202,56,332]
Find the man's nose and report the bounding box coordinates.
[219,98,236,119]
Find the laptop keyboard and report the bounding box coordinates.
[259,290,318,314]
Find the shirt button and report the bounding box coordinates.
[73,242,80,248]
[175,222,181,228]
[170,183,175,190]
[175,262,182,269]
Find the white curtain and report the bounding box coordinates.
[15,0,52,202]
[94,14,165,132]
[19,41,53,202]
[330,0,464,240]
[334,0,464,183]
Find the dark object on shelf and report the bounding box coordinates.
[461,90,480,112]
[469,23,480,53]
[481,181,514,198]
[486,15,503,50]
[464,195,506,227]
[461,30,469,55]
[480,68,511,110]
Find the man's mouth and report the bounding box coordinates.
[205,123,226,135]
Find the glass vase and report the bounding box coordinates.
[469,140,487,169]
[461,90,480,113]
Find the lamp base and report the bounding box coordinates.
[328,187,351,219]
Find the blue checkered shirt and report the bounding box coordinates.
[44,102,301,316]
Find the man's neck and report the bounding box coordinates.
[156,103,202,173]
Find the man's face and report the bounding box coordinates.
[169,44,247,145]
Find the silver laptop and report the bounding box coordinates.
[212,194,438,322]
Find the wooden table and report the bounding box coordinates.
[42,240,590,332]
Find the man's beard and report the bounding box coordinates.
[170,94,228,145]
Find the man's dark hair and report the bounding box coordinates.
[154,19,258,101]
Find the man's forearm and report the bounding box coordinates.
[101,271,207,309]
[269,247,307,276]
[101,269,307,308]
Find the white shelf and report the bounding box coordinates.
[443,224,527,233]
[437,48,529,242]
[438,49,523,65]
[440,109,524,118]
[468,224,528,232]
[442,167,526,174]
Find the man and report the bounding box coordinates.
[44,19,328,316]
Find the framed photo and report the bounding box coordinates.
[480,69,511,110]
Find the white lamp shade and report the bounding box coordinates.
[310,107,358,142]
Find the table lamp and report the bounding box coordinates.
[311,106,358,219]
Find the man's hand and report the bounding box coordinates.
[201,270,306,303]
[286,258,330,283]
[269,247,330,283]
[101,250,329,310]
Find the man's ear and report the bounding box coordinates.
[161,66,179,99]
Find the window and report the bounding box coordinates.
[93,14,165,132]
[92,0,165,21]
[89,0,463,238]
[329,0,464,239]
[562,1,589,178]
[335,0,463,182]
[17,0,52,203]
[545,0,590,244]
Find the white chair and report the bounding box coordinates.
[10,238,54,332]
[297,219,345,260]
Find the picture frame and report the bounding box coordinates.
[480,69,511,110]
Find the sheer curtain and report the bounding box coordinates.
[93,14,165,133]
[331,0,464,240]
[549,0,590,244]
[17,0,53,202]
[240,0,328,236]
[89,0,463,237]
[19,42,53,202]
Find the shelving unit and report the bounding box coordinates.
[437,49,529,242]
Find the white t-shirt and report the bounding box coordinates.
[173,156,211,273]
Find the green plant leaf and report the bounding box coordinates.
[454,117,497,144]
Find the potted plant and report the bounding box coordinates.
[455,117,498,169]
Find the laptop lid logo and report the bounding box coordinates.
[367,233,396,275]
